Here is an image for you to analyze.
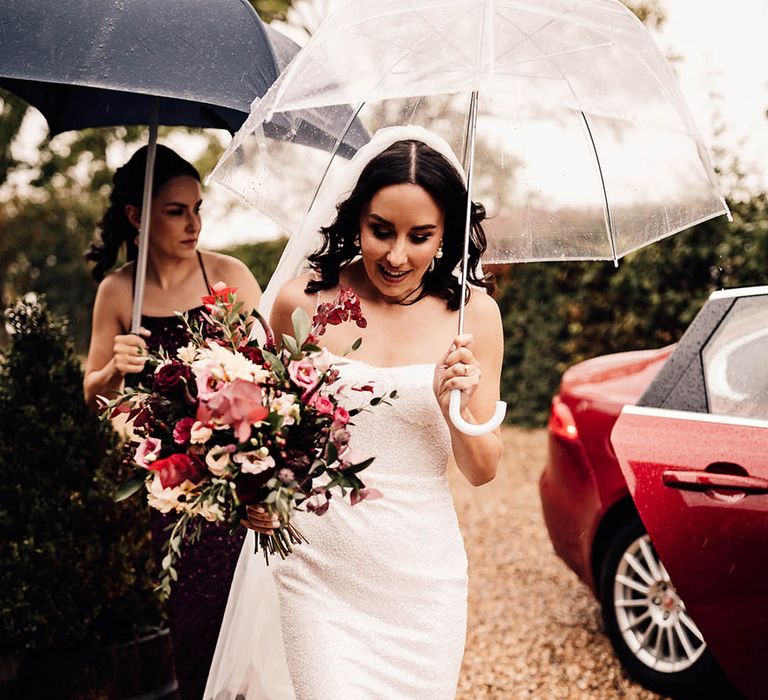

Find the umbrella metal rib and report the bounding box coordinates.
[579,110,619,266]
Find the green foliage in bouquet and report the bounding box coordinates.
[0,295,161,653]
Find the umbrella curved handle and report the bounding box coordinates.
[449,389,507,436]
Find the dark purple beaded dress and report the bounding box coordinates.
[127,253,245,700]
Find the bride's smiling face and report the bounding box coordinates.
[359,183,444,302]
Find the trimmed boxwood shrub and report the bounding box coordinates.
[0,295,161,655]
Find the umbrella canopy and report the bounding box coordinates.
[210,0,729,264]
[0,0,286,335]
[0,0,279,133]
[208,0,731,435]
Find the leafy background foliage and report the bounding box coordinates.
[0,297,160,652]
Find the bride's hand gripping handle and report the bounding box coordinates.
[434,334,506,435]
[241,506,281,535]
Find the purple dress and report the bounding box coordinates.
[128,255,246,700]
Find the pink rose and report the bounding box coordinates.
[310,394,334,416]
[288,358,320,397]
[173,417,195,445]
[197,379,268,443]
[149,453,205,488]
[195,364,222,401]
[135,437,162,468]
[332,406,350,427]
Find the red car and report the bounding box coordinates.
[540,286,768,699]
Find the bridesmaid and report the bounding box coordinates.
[83,144,261,699]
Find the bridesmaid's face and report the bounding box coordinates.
[359,183,444,302]
[128,176,202,259]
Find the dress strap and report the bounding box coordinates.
[197,251,212,291]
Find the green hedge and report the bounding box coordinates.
[493,194,768,425]
[0,296,161,653]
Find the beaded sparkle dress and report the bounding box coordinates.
[205,356,469,700]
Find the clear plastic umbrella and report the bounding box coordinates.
[209,0,730,434]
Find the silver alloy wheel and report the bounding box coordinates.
[613,534,707,673]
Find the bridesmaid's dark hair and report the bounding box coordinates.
[305,140,494,309]
[86,144,201,281]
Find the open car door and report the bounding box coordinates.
[611,287,768,700]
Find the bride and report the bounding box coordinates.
[205,126,504,699]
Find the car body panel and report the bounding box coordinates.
[540,346,672,591]
[612,406,768,700]
[542,286,768,697]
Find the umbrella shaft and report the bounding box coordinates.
[458,90,479,335]
[131,98,160,334]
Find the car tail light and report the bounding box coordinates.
[549,396,579,441]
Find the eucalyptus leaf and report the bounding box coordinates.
[282,334,299,357]
[291,307,312,348]
[347,457,375,474]
[114,474,145,502]
[352,337,363,351]
[262,350,285,377]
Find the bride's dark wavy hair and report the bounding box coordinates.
[85,144,200,281]
[305,139,494,309]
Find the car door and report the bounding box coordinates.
[611,287,768,700]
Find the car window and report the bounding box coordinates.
[702,295,768,419]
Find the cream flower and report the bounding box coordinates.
[190,421,213,444]
[272,393,300,426]
[192,500,225,522]
[205,445,233,476]
[233,447,276,475]
[176,342,199,364]
[311,347,336,374]
[146,475,197,514]
[194,342,269,384]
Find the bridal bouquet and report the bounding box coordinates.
[106,284,392,598]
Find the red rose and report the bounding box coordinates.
[149,453,205,488]
[154,361,193,397]
[239,345,264,365]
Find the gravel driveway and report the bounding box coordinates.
[449,427,663,700]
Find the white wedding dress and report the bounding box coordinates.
[205,357,468,700]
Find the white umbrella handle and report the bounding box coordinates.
[449,389,507,436]
[449,89,507,437]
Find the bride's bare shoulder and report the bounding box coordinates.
[272,273,318,319]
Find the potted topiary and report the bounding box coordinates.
[0,295,176,699]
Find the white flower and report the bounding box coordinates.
[190,421,213,444]
[272,393,300,426]
[193,342,270,384]
[146,475,196,514]
[205,445,233,476]
[177,343,199,364]
[233,448,276,475]
[311,347,336,374]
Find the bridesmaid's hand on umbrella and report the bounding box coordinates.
[112,327,151,376]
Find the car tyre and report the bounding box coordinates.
[599,512,742,699]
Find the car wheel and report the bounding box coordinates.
[598,513,741,699]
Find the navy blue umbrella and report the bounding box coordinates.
[0,0,278,133]
[0,0,280,331]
